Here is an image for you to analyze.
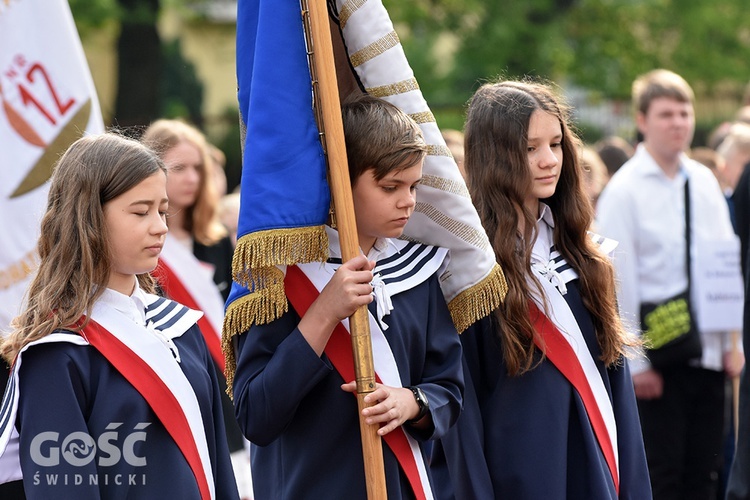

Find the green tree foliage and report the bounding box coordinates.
[161,38,204,126]
[385,0,750,107]
[70,0,206,128]
[68,0,119,34]
[70,0,750,125]
[385,0,576,106]
[565,0,750,98]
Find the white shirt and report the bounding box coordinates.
[326,226,400,262]
[99,283,148,327]
[530,204,581,297]
[98,283,182,361]
[596,144,737,374]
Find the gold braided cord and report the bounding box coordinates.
[366,78,419,98]
[231,225,329,285]
[350,30,400,68]
[222,270,288,398]
[420,174,471,199]
[427,144,453,157]
[448,263,508,333]
[408,110,435,124]
[339,0,367,29]
[414,201,492,252]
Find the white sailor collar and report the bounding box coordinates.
[96,285,202,362]
[530,204,618,295]
[531,203,555,264]
[531,204,577,295]
[538,202,555,228]
[94,286,201,341]
[318,225,448,329]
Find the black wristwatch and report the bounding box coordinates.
[406,386,429,424]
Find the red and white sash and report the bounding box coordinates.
[287,262,437,500]
[529,271,620,493]
[156,235,225,371]
[0,295,216,499]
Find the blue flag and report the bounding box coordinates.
[224,0,509,386]
[223,0,331,378]
[230,3,331,301]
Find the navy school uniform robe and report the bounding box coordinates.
[232,268,464,499]
[15,324,239,500]
[431,280,652,500]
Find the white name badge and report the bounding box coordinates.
[693,238,744,332]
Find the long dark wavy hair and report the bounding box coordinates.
[465,80,634,375]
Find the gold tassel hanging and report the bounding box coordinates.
[447,263,508,333]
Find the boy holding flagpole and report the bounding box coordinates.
[232,93,463,500]
[225,0,507,497]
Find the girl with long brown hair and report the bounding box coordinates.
[0,133,238,499]
[141,120,233,300]
[431,80,651,499]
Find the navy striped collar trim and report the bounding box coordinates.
[326,241,438,282]
[145,296,191,332]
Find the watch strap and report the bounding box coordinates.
[406,386,428,424]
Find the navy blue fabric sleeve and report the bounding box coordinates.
[402,272,464,442]
[181,325,240,500]
[609,359,652,500]
[17,342,100,499]
[232,305,333,446]
[430,316,495,500]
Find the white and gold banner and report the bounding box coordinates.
[0,0,103,331]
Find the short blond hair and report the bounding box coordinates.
[632,69,694,116]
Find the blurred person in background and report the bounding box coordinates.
[594,135,635,178]
[597,69,743,500]
[142,119,253,499]
[442,129,466,180]
[580,145,609,206]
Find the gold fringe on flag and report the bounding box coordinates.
[223,225,329,396]
[447,263,508,334]
[222,266,288,397]
[231,225,329,286]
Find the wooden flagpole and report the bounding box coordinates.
[303,1,388,498]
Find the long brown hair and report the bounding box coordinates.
[1,133,165,363]
[141,119,226,245]
[465,80,634,375]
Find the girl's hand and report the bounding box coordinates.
[341,381,422,436]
